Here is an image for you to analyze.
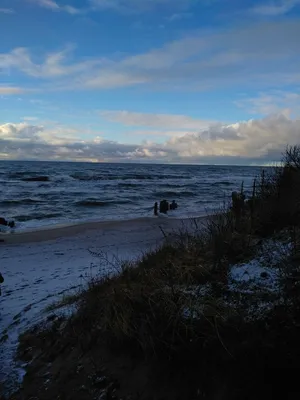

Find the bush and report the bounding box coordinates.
[251,149,300,235]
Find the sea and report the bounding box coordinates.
[0,161,263,232]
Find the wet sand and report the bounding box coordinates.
[0,215,207,245]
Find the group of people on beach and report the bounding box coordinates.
[154,200,178,216]
[0,217,15,229]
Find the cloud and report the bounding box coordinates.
[100,110,216,130]
[0,46,102,78]
[1,19,299,91]
[252,0,300,16]
[23,116,39,121]
[235,91,300,116]
[0,86,25,95]
[89,0,197,13]
[1,113,300,164]
[167,12,193,21]
[0,8,15,14]
[28,0,84,14]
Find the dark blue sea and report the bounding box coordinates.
[0,161,263,232]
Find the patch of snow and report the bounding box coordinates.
[229,259,280,292]
[229,239,292,293]
[180,284,211,297]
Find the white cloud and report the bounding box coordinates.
[252,0,300,16]
[0,86,24,95]
[100,110,216,130]
[167,12,193,21]
[89,0,196,13]
[22,116,40,121]
[0,46,102,78]
[1,20,299,91]
[0,123,43,142]
[235,91,300,116]
[127,130,193,137]
[0,8,15,14]
[28,0,84,14]
[1,114,300,164]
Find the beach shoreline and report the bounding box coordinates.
[0,215,207,245]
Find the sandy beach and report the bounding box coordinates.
[0,216,190,245]
[0,215,206,394]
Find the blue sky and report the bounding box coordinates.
[0,0,300,164]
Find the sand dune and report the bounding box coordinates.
[0,215,206,394]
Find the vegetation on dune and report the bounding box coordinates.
[8,146,300,400]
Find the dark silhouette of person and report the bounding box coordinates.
[0,218,15,228]
[0,272,4,296]
[159,200,169,214]
[0,217,7,226]
[154,202,158,216]
[170,200,178,210]
[165,200,169,212]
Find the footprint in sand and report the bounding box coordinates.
[23,305,32,312]
[20,284,29,289]
[13,312,22,321]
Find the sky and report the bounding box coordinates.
[0,0,300,164]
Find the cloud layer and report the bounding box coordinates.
[28,0,84,14]
[99,110,215,130]
[28,0,197,15]
[252,0,300,16]
[1,19,299,92]
[1,113,299,164]
[0,8,15,14]
[0,86,24,95]
[89,0,198,13]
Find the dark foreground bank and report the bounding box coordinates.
[6,147,300,400]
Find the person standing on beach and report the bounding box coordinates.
[0,273,4,296]
[170,200,178,210]
[154,202,158,216]
[159,200,169,214]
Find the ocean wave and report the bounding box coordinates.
[8,171,34,178]
[22,176,50,182]
[75,199,132,207]
[118,183,142,188]
[70,173,191,181]
[153,190,196,198]
[0,198,43,206]
[13,213,62,222]
[212,181,232,186]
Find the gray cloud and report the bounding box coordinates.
[1,113,300,164]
